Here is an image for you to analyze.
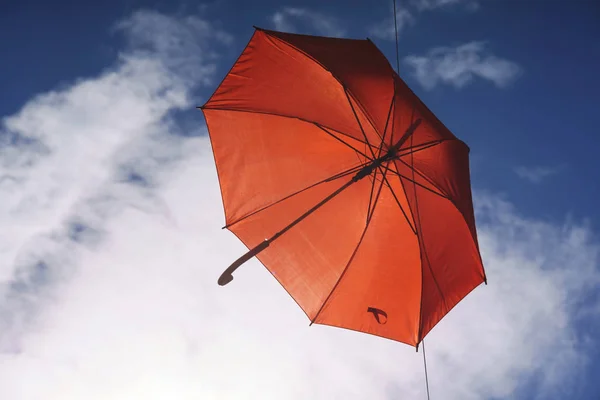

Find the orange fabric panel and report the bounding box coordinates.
[313,180,422,346]
[203,108,365,226]
[263,29,396,138]
[231,175,372,318]
[398,174,485,342]
[346,94,387,155]
[403,139,480,246]
[202,27,487,347]
[383,166,416,231]
[392,77,460,150]
[393,158,446,198]
[204,29,369,145]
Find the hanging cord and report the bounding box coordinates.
[422,340,431,400]
[392,2,430,398]
[392,0,401,73]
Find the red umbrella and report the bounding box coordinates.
[200,27,487,349]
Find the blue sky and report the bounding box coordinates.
[2,0,599,225]
[1,1,599,399]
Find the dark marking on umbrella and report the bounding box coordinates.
[367,307,388,324]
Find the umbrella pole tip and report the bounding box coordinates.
[218,273,234,286]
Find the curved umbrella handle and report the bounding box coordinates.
[218,240,270,286]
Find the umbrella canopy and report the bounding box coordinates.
[200,27,487,348]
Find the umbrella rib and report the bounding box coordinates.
[401,131,448,343]
[223,160,373,229]
[264,33,387,142]
[366,167,378,224]
[386,167,448,199]
[201,106,375,154]
[367,160,392,224]
[399,140,485,260]
[395,158,448,198]
[217,118,425,287]
[316,124,374,161]
[389,80,398,149]
[310,199,376,326]
[344,88,379,160]
[397,139,448,157]
[218,156,389,286]
[311,160,390,325]
[376,91,396,158]
[362,95,397,225]
[378,166,417,235]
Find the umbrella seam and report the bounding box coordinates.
[201,106,377,156]
[223,160,371,230]
[378,167,417,235]
[388,167,449,199]
[344,88,380,160]
[309,163,390,325]
[395,158,450,198]
[264,32,390,143]
[404,132,449,345]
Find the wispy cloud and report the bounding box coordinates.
[368,6,415,40]
[271,7,346,37]
[0,9,598,400]
[0,8,230,353]
[411,0,480,11]
[514,165,564,184]
[369,0,478,41]
[112,10,233,86]
[403,41,522,89]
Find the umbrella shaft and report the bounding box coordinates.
[218,156,376,286]
[218,118,422,286]
[271,176,357,242]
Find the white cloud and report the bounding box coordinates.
[404,41,522,89]
[112,10,233,87]
[271,7,346,37]
[368,6,415,40]
[0,8,598,400]
[0,8,230,352]
[514,165,564,184]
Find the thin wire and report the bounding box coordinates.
[393,0,401,74]
[393,3,430,398]
[393,2,432,397]
[422,340,431,400]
